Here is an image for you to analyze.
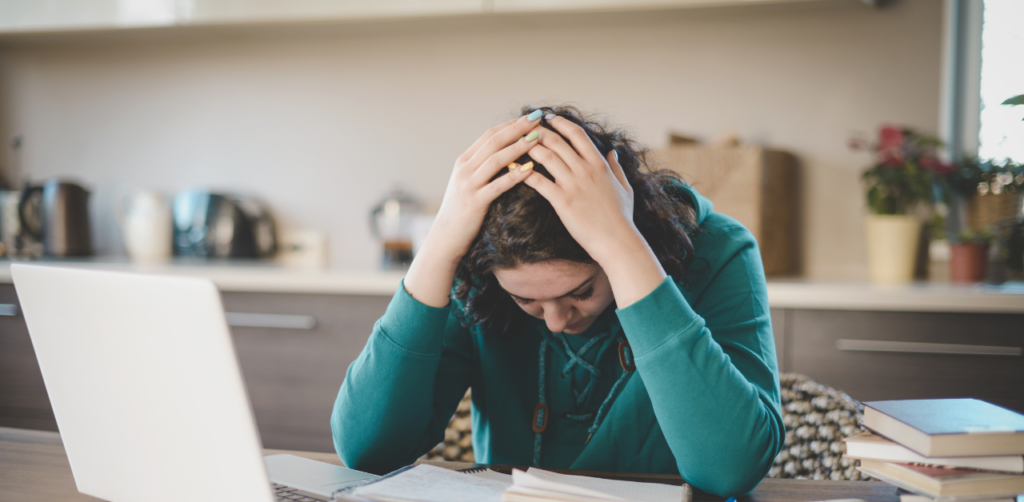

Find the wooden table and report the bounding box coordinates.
[0,427,899,501]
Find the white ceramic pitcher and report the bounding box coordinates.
[115,188,172,262]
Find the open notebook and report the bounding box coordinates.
[344,464,692,502]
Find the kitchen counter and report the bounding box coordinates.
[1,259,1023,313]
[0,258,405,296]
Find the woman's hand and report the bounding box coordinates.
[523,116,667,308]
[403,114,542,307]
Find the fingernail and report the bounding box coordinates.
[508,162,519,171]
[544,113,555,120]
[523,131,539,142]
[527,109,543,121]
[613,149,619,161]
[520,161,534,173]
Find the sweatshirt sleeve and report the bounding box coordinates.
[330,281,474,474]
[614,226,784,497]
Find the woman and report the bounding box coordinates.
[332,106,783,497]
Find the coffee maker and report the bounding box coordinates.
[369,190,422,269]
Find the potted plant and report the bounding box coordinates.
[853,126,949,284]
[944,158,1024,230]
[948,229,994,283]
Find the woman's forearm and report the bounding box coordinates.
[591,226,667,309]
[616,278,784,496]
[332,284,471,473]
[403,232,463,308]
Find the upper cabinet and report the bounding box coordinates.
[181,0,482,25]
[489,0,818,14]
[0,0,823,35]
[0,0,178,32]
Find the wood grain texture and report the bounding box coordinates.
[0,427,345,502]
[222,291,391,453]
[786,309,1024,413]
[0,283,391,453]
[0,284,57,432]
[0,428,898,502]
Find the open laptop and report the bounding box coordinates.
[11,264,380,502]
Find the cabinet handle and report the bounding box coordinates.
[225,312,317,330]
[836,339,1022,356]
[0,304,18,316]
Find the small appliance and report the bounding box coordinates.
[369,189,422,269]
[0,179,92,257]
[172,190,276,259]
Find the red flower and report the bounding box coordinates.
[879,125,904,151]
[920,155,954,176]
[878,125,905,167]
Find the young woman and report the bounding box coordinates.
[332,106,783,497]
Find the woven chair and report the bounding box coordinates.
[424,373,868,481]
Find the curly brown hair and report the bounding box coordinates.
[453,106,700,336]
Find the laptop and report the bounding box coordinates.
[11,264,380,502]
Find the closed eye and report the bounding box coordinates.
[510,295,533,305]
[569,287,594,301]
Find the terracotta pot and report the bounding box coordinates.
[949,243,989,283]
[865,215,922,284]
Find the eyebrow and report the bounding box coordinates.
[506,274,597,302]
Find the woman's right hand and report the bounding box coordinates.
[403,113,543,307]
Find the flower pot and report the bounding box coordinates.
[949,243,989,283]
[865,215,922,284]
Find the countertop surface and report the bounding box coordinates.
[1,259,1023,313]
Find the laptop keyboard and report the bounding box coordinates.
[272,482,329,502]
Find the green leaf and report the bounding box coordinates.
[1003,94,1024,105]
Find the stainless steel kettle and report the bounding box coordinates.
[12,180,92,257]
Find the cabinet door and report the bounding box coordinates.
[787,309,1024,412]
[222,292,391,453]
[0,0,175,32]
[490,0,804,13]
[182,0,481,24]
[0,285,58,431]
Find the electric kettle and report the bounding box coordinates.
[13,179,92,257]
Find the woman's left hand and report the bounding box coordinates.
[523,116,667,307]
[521,117,635,264]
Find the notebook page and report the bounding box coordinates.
[465,469,514,484]
[512,468,682,502]
[351,464,508,502]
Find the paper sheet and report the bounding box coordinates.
[351,464,509,502]
[507,468,683,502]
[466,469,515,484]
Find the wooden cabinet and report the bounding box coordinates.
[771,308,1024,413]
[3,279,1021,455]
[222,291,390,453]
[0,285,57,432]
[0,283,389,453]
[0,0,823,35]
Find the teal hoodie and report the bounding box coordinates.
[331,185,784,497]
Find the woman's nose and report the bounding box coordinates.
[543,303,573,333]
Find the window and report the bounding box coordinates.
[978,0,1024,163]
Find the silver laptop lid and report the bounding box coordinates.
[12,264,274,502]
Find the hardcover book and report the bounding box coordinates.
[858,459,1024,499]
[844,432,1024,473]
[863,399,1024,457]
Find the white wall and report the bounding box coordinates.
[0,0,943,279]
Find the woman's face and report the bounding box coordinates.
[493,260,614,334]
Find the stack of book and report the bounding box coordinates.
[847,399,1024,502]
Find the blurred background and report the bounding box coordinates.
[0,0,963,278]
[1,0,1023,476]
